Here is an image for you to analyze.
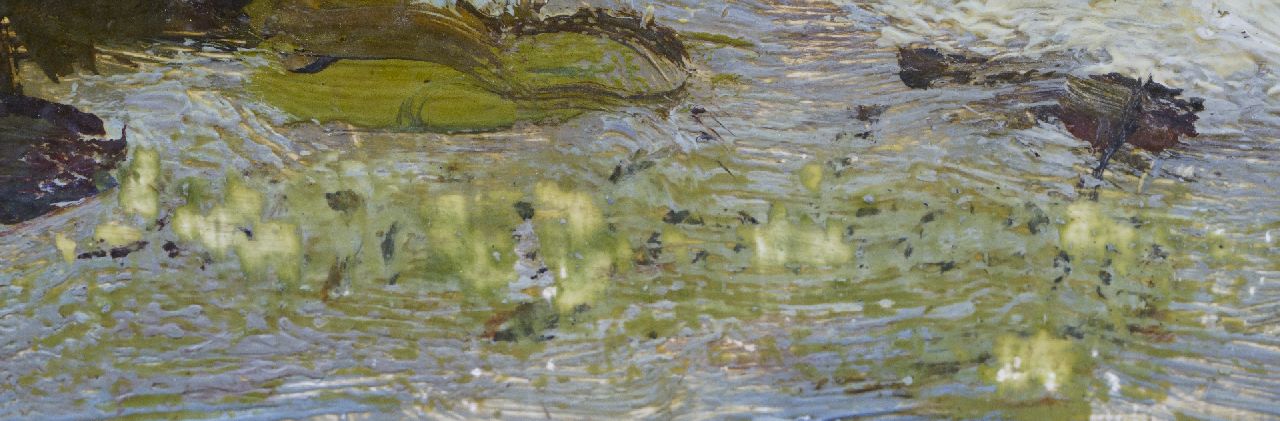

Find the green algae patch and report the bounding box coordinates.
[267,160,435,296]
[172,177,301,282]
[707,171,1207,419]
[421,189,522,296]
[533,182,632,312]
[247,33,677,132]
[94,222,143,247]
[684,31,755,49]
[118,148,161,220]
[245,51,635,132]
[173,198,251,255]
[506,33,622,85]
[1059,202,1140,274]
[397,76,518,132]
[244,1,688,131]
[249,59,517,131]
[54,233,76,263]
[504,32,680,98]
[799,162,824,192]
[236,220,303,282]
[741,204,851,272]
[710,73,747,88]
[991,331,1082,398]
[119,393,184,409]
[917,330,1091,418]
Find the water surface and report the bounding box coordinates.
[2,1,1279,419]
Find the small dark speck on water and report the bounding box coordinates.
[940,261,956,272]
[1026,204,1050,234]
[663,209,688,224]
[325,190,364,213]
[609,164,623,183]
[854,104,888,122]
[77,250,108,259]
[514,201,535,220]
[162,241,180,258]
[664,209,703,225]
[1149,245,1168,260]
[382,222,398,263]
[78,241,149,260]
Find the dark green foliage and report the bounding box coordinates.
[3,0,168,81]
[0,0,250,82]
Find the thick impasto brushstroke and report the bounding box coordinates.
[2,1,1279,420]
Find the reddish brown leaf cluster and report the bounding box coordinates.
[1058,73,1203,154]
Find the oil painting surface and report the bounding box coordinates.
[1,1,1278,419]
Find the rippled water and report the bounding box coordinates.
[2,1,1279,419]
